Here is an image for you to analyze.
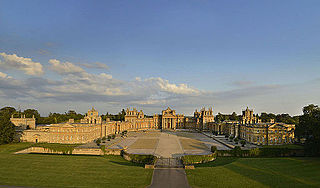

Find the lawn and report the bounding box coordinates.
[129,138,159,149]
[179,138,208,150]
[0,143,153,188]
[186,157,320,188]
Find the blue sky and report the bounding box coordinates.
[0,0,319,116]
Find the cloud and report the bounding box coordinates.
[0,72,12,79]
[231,80,254,87]
[79,62,109,70]
[1,55,318,116]
[49,59,86,75]
[37,49,50,55]
[133,77,200,95]
[0,52,43,76]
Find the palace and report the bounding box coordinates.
[13,106,295,145]
[10,114,36,129]
[209,107,295,145]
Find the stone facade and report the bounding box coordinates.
[13,106,295,145]
[208,108,295,145]
[125,108,158,130]
[10,114,36,129]
[19,108,129,144]
[80,107,102,124]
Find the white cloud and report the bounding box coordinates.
[49,59,85,75]
[79,62,109,70]
[136,77,200,95]
[1,55,318,116]
[0,72,12,79]
[0,52,43,76]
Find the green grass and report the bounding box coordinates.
[186,157,320,188]
[261,144,304,149]
[0,143,153,187]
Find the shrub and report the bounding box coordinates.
[100,145,106,154]
[217,146,304,158]
[33,143,77,154]
[211,146,217,153]
[122,151,156,164]
[102,136,106,141]
[234,137,239,144]
[240,140,246,147]
[232,146,242,157]
[111,134,115,139]
[96,138,101,146]
[107,135,111,141]
[249,148,260,157]
[181,153,216,165]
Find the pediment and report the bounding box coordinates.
[57,123,75,128]
[163,114,175,118]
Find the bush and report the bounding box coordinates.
[107,135,111,141]
[122,151,156,164]
[102,136,106,141]
[232,146,242,157]
[100,145,106,154]
[211,146,217,153]
[234,137,239,144]
[111,134,115,139]
[249,148,260,157]
[33,143,77,154]
[96,138,101,146]
[217,146,304,158]
[182,153,216,165]
[240,140,246,147]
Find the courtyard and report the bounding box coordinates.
[109,130,230,158]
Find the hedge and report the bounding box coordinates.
[181,152,217,165]
[217,146,304,157]
[32,143,78,154]
[121,151,156,165]
[100,145,106,154]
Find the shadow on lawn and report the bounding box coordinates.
[194,157,238,168]
[109,160,145,167]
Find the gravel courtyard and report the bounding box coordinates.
[110,130,230,157]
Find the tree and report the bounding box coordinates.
[0,107,16,116]
[234,137,239,144]
[211,146,217,153]
[215,113,224,123]
[240,140,246,147]
[296,104,320,156]
[230,112,238,121]
[0,107,16,144]
[96,138,101,146]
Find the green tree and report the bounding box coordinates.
[215,113,224,123]
[0,118,15,144]
[296,104,320,156]
[0,107,16,144]
[230,112,238,121]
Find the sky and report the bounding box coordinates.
[0,0,319,116]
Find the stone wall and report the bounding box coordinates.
[15,147,123,156]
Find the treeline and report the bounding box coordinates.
[101,109,126,122]
[1,107,127,125]
[11,109,85,125]
[215,112,299,124]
